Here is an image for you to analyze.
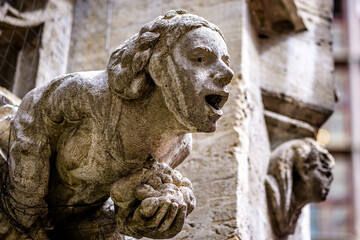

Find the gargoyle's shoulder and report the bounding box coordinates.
[43,71,109,97]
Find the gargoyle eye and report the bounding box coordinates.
[222,55,230,66]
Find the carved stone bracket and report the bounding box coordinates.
[262,89,334,149]
[247,0,306,37]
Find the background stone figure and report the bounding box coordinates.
[0,10,233,239]
[265,138,335,239]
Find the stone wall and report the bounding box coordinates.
[66,0,109,72]
[36,0,75,87]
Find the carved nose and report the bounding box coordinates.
[222,67,234,85]
[211,64,234,86]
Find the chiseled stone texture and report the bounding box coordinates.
[241,6,276,239]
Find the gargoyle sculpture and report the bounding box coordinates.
[0,9,233,239]
[265,138,335,239]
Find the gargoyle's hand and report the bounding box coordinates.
[124,183,187,238]
[110,161,195,238]
[135,163,196,216]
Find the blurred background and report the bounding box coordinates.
[312,0,360,239]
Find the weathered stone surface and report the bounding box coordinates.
[0,10,234,239]
[265,138,335,239]
[240,1,335,239]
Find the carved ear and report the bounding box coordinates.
[108,49,150,99]
[148,53,168,87]
[107,32,160,99]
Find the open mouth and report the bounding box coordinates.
[205,94,225,110]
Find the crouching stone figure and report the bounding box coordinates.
[0,9,234,239]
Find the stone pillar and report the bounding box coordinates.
[36,0,75,87]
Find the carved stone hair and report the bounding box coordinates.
[267,138,335,184]
[107,9,225,99]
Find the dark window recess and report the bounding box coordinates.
[334,0,342,17]
[0,24,43,98]
[0,0,47,98]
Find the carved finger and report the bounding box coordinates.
[180,177,193,190]
[180,186,196,215]
[168,204,187,236]
[158,183,183,201]
[145,200,170,228]
[130,205,145,227]
[158,202,179,232]
[147,176,163,189]
[110,168,147,203]
[114,200,135,220]
[139,197,160,218]
[161,173,173,184]
[134,184,161,200]
[171,170,183,186]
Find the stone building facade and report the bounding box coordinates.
[0,0,335,239]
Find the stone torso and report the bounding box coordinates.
[12,71,190,210]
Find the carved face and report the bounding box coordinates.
[157,27,234,132]
[306,150,334,201]
[296,146,334,203]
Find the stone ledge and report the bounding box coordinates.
[247,0,306,37]
[264,110,317,149]
[262,88,333,128]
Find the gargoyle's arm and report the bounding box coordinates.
[7,74,92,229]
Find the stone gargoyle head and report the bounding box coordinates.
[107,9,234,133]
[265,138,335,238]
